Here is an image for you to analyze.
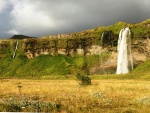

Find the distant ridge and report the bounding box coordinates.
[10,35,36,39]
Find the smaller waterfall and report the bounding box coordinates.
[100,32,105,74]
[101,32,104,48]
[12,41,19,58]
[116,28,133,74]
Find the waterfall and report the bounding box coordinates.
[116,28,133,74]
[12,41,19,58]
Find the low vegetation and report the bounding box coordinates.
[76,73,91,85]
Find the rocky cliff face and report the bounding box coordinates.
[0,37,149,63]
[0,19,150,74]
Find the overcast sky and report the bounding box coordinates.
[0,0,150,38]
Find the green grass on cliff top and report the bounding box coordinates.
[77,18,150,39]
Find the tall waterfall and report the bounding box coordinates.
[12,41,19,58]
[116,28,133,74]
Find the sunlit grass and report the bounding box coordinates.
[0,79,150,112]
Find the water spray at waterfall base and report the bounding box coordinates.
[116,28,133,74]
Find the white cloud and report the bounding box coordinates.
[9,0,65,36]
[7,29,19,35]
[0,0,8,13]
[11,3,56,28]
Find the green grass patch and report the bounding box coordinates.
[0,54,75,78]
[0,54,105,78]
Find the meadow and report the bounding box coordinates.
[0,79,150,113]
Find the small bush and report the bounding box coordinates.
[76,73,91,85]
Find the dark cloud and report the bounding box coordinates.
[0,0,150,38]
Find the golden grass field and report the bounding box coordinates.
[0,79,150,113]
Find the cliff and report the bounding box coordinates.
[0,19,150,76]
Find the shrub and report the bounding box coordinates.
[76,73,91,85]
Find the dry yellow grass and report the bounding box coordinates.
[0,79,150,112]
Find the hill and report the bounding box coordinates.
[10,35,36,39]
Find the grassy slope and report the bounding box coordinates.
[1,54,149,80]
[132,60,150,73]
[0,54,102,78]
[0,54,75,78]
[128,59,150,80]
